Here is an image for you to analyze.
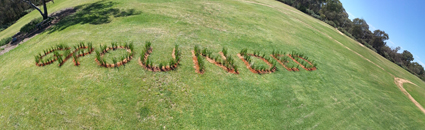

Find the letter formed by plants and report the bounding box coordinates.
[35,43,96,67]
[192,45,205,74]
[35,44,71,67]
[237,49,277,74]
[192,46,238,74]
[138,41,180,72]
[95,42,134,68]
[288,51,317,71]
[72,42,94,66]
[271,50,299,71]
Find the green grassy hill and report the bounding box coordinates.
[1,0,425,129]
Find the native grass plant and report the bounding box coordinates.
[140,41,152,66]
[73,53,79,66]
[221,47,238,72]
[194,45,205,72]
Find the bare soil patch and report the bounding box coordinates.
[394,77,425,114]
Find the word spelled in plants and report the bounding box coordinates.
[35,42,317,74]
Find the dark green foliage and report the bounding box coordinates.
[240,48,248,55]
[174,44,180,62]
[159,63,163,70]
[20,17,43,33]
[112,57,117,65]
[0,0,54,26]
[0,37,12,46]
[87,42,93,51]
[222,47,228,56]
[35,56,40,63]
[129,42,134,52]
[194,46,205,72]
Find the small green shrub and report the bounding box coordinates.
[0,37,12,46]
[20,17,43,33]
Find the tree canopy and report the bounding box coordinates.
[277,0,425,81]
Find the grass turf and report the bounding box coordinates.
[0,0,425,129]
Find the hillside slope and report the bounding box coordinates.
[0,0,424,129]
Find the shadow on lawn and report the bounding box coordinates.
[47,0,140,33]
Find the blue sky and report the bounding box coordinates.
[340,0,425,66]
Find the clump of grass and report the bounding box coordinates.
[0,37,12,46]
[112,57,117,66]
[194,45,205,72]
[53,51,63,66]
[87,42,93,51]
[140,41,152,65]
[174,44,180,62]
[129,42,134,53]
[240,48,248,55]
[35,55,40,64]
[221,47,237,72]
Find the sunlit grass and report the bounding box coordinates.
[0,0,425,129]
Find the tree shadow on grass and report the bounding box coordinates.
[47,0,140,33]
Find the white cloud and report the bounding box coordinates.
[414,54,421,60]
[388,40,396,46]
[369,24,377,31]
[347,11,356,20]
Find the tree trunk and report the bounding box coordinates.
[22,0,48,20]
[42,0,48,19]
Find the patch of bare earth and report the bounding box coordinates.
[394,77,425,114]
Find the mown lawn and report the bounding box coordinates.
[0,0,425,129]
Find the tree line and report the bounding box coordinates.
[0,0,52,31]
[277,0,425,81]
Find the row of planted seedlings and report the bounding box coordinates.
[35,43,95,67]
[289,51,317,71]
[95,42,134,68]
[35,44,70,66]
[238,49,277,74]
[71,42,94,66]
[192,45,205,74]
[193,46,239,74]
[138,41,181,71]
[271,50,300,71]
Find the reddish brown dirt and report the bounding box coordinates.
[271,54,299,71]
[192,50,204,74]
[200,52,238,74]
[394,77,425,114]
